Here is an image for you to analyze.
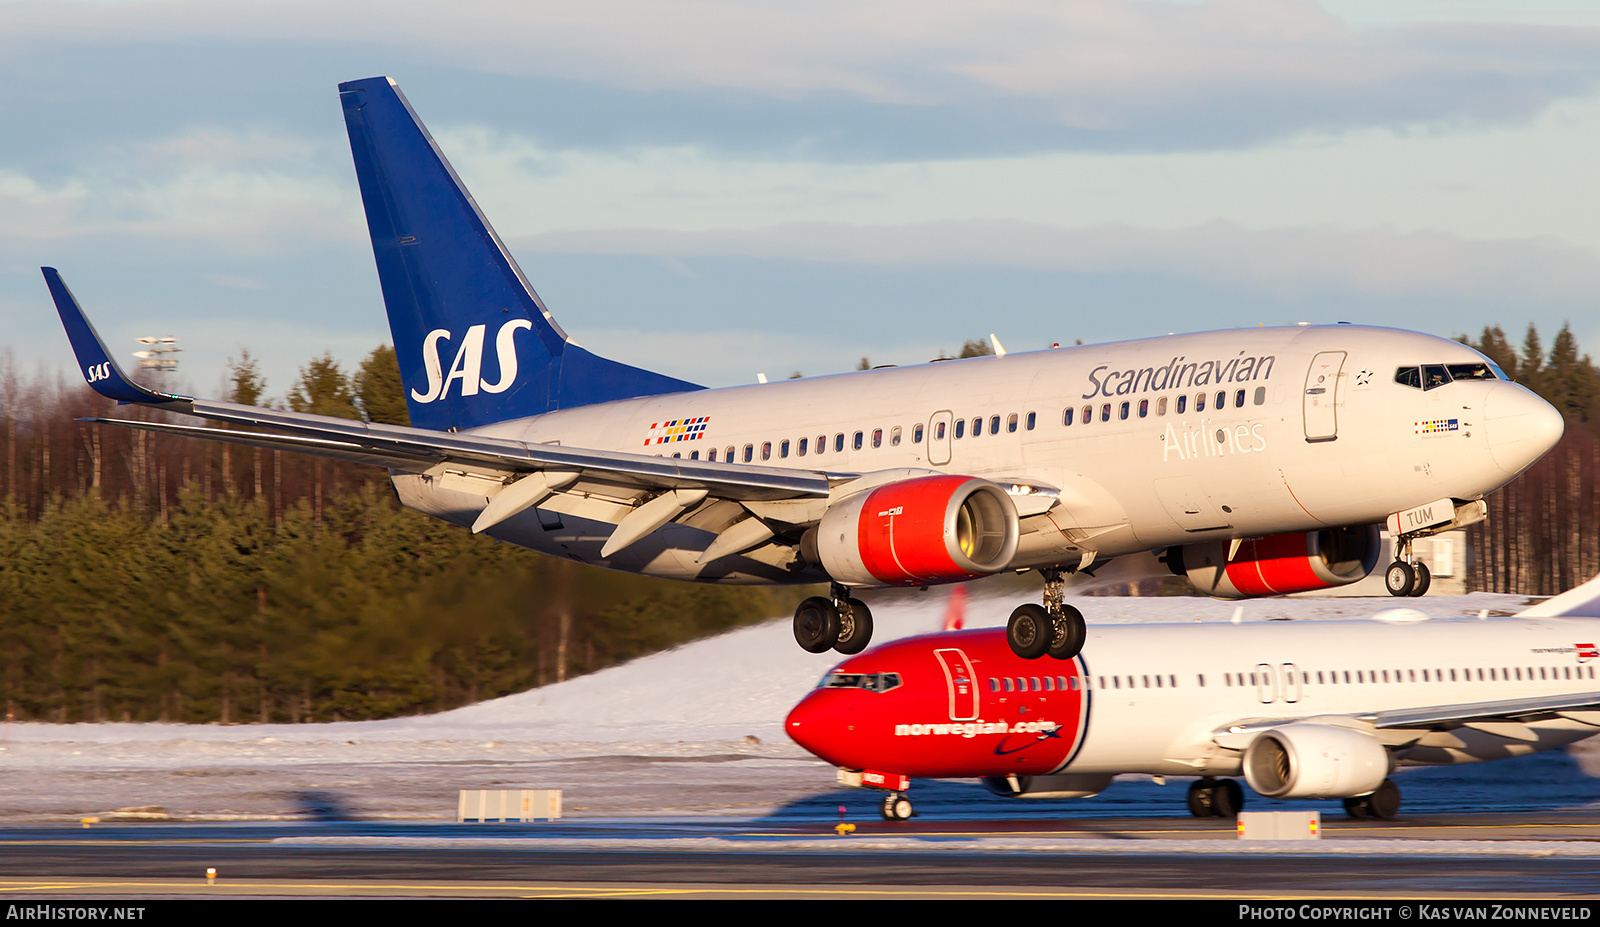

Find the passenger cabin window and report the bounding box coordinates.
[1026,412,1036,430]
[1007,413,1018,433]
[761,441,772,461]
[1100,403,1111,422]
[914,424,925,443]
[1119,401,1130,420]
[1177,395,1187,414]
[743,444,754,462]
[955,419,965,439]
[1235,389,1246,407]
[853,431,864,450]
[725,446,735,461]
[935,422,946,440]
[1157,397,1167,415]
[1138,399,1148,418]
[991,415,1002,434]
[1254,386,1266,405]
[709,448,718,462]
[798,437,808,456]
[1195,393,1206,412]
[817,435,826,453]
[972,417,982,436]
[871,428,882,448]
[779,439,790,458]
[1063,407,1074,426]
[835,433,845,452]
[891,425,902,446]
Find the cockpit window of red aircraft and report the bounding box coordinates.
[819,672,903,693]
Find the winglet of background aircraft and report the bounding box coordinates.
[336,76,703,431]
[1513,572,1600,618]
[42,267,186,407]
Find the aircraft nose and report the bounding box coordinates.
[1485,386,1564,474]
[784,695,842,763]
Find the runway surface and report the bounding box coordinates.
[5,810,1600,900]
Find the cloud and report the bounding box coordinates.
[4,0,1600,151]
[509,220,1600,302]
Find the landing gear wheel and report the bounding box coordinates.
[1366,779,1401,820]
[833,598,874,655]
[881,792,913,821]
[1343,795,1372,819]
[1007,604,1051,660]
[1186,778,1217,818]
[1384,560,1415,597]
[793,596,840,653]
[1407,562,1431,598]
[1047,605,1087,660]
[1211,778,1244,818]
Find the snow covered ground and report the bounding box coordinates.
[3,588,1595,824]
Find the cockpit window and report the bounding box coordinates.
[1447,363,1497,381]
[819,672,903,693]
[1399,363,1495,390]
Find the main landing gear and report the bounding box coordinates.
[793,583,875,655]
[1343,779,1401,820]
[1006,568,1086,661]
[1186,777,1245,818]
[880,791,913,821]
[1384,537,1432,598]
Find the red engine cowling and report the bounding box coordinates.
[1171,524,1381,598]
[815,475,1020,587]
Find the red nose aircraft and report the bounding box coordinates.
[785,579,1600,822]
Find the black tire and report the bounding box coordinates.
[793,596,840,653]
[1212,778,1244,818]
[1186,778,1216,818]
[1047,605,1087,660]
[834,598,874,655]
[1007,604,1051,659]
[1408,562,1431,597]
[1343,795,1372,819]
[1366,779,1401,820]
[881,793,912,821]
[1384,560,1415,597]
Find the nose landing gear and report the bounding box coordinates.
[880,791,914,821]
[1384,538,1432,598]
[1007,568,1086,660]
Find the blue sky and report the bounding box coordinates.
[3,0,1600,399]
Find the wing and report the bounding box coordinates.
[45,267,834,550]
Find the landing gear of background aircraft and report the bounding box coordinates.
[1343,779,1401,820]
[881,791,913,821]
[1007,568,1087,660]
[1186,777,1244,818]
[792,585,875,654]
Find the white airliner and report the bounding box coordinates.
[786,577,1600,821]
[43,76,1563,661]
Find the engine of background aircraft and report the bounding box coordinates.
[805,475,1020,586]
[1242,724,1391,800]
[1166,524,1382,598]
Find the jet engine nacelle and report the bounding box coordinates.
[1169,524,1381,599]
[1242,723,1390,800]
[981,773,1114,800]
[813,475,1020,587]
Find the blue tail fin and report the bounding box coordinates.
[338,77,701,431]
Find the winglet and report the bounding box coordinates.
[1516,572,1600,619]
[42,267,186,406]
